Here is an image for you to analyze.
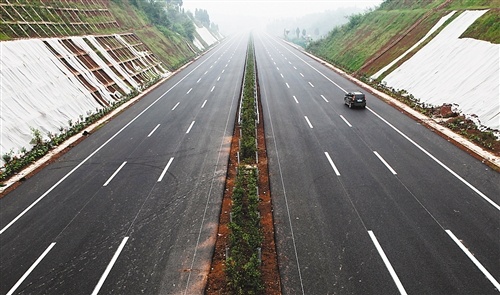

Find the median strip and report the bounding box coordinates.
[206,34,280,295]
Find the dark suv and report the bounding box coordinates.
[344,91,366,108]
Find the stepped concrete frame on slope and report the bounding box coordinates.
[0,34,170,161]
[381,10,499,131]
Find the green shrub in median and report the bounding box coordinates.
[227,168,263,294]
[226,35,264,294]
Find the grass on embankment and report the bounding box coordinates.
[108,0,196,70]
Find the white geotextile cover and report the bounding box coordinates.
[382,10,499,130]
[193,37,205,50]
[372,11,456,79]
[1,39,102,157]
[196,26,218,46]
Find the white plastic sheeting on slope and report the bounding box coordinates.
[193,37,205,50]
[196,25,218,47]
[372,11,456,79]
[382,10,499,130]
[0,39,102,156]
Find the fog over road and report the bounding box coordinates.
[1,32,499,295]
[254,32,500,294]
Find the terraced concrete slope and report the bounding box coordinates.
[0,0,222,163]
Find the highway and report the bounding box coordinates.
[1,31,499,295]
[254,33,500,294]
[0,35,248,294]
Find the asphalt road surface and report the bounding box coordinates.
[1,32,499,295]
[0,35,248,295]
[254,32,499,294]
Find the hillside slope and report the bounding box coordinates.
[0,0,221,169]
[307,0,499,131]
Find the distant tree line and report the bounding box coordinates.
[194,8,210,27]
[125,0,195,40]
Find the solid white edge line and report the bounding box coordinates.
[103,161,127,187]
[321,95,329,103]
[373,151,397,175]
[446,230,500,291]
[308,82,314,88]
[91,237,129,295]
[7,242,56,295]
[147,124,160,137]
[324,152,341,176]
[293,95,299,104]
[339,115,352,127]
[201,100,207,108]
[304,116,313,129]
[172,102,180,111]
[186,88,192,94]
[368,231,408,295]
[157,157,174,182]
[367,107,500,212]
[186,121,195,134]
[210,85,215,92]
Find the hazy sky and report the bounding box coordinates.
[183,0,383,34]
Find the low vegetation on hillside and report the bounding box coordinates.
[461,9,500,43]
[109,0,200,70]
